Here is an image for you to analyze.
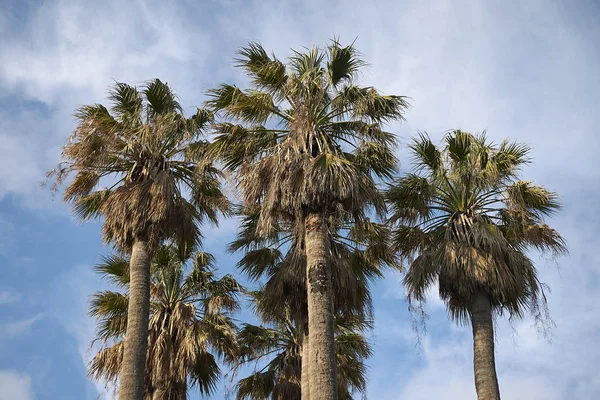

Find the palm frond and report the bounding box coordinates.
[327,38,365,87]
[236,42,288,97]
[143,78,182,116]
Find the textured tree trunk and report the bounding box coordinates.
[305,213,337,400]
[470,290,501,400]
[118,239,152,400]
[151,387,166,400]
[301,330,310,400]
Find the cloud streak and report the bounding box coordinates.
[0,290,20,305]
[0,314,43,336]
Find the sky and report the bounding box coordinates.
[0,0,599,399]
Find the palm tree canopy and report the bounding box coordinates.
[50,79,230,252]
[228,207,399,323]
[235,293,372,400]
[88,245,242,398]
[386,130,566,322]
[209,39,409,236]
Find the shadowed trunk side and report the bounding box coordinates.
[301,328,310,400]
[118,239,152,400]
[471,290,501,400]
[305,213,337,400]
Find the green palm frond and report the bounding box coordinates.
[189,352,221,396]
[94,254,130,286]
[143,79,183,116]
[409,132,442,173]
[236,42,288,97]
[89,291,128,341]
[236,370,277,400]
[108,83,142,122]
[327,38,366,87]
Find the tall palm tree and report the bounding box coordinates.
[385,130,566,400]
[235,293,372,400]
[51,79,230,399]
[89,245,241,399]
[229,208,397,399]
[209,40,408,399]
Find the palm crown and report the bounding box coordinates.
[209,40,408,398]
[51,79,230,252]
[229,208,398,322]
[209,40,409,235]
[89,245,242,398]
[386,130,566,321]
[235,293,372,400]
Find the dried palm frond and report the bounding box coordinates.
[386,130,567,324]
[88,245,242,398]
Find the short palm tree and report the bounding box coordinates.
[51,79,230,399]
[89,245,241,400]
[235,292,372,400]
[209,40,408,399]
[229,208,397,399]
[385,130,566,400]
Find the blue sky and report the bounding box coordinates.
[1,0,599,399]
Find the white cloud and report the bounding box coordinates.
[384,331,563,400]
[48,262,118,399]
[0,290,20,305]
[0,314,43,336]
[0,0,211,103]
[0,371,33,400]
[0,218,15,256]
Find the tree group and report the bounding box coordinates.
[52,39,565,400]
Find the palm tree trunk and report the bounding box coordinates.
[470,290,501,400]
[151,387,166,400]
[301,330,310,400]
[118,239,152,400]
[304,213,337,400]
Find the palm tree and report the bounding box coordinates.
[229,208,397,399]
[235,292,372,400]
[51,79,230,399]
[89,245,241,399]
[385,130,566,400]
[209,40,408,399]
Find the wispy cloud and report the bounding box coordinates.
[0,290,20,305]
[0,314,43,336]
[0,218,15,256]
[0,370,33,400]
